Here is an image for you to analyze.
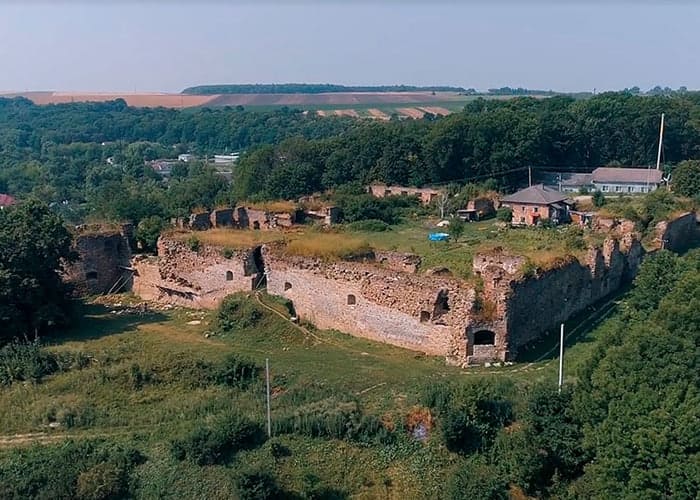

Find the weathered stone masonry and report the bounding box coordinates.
[263,245,477,358]
[132,238,263,308]
[124,210,696,365]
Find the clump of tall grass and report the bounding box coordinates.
[283,233,373,261]
[0,341,64,386]
[273,397,393,445]
[172,229,283,249]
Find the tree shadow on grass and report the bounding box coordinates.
[45,301,168,345]
[514,288,627,364]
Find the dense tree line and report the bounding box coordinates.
[2,92,700,224]
[426,250,700,498]
[234,92,700,200]
[181,83,467,94]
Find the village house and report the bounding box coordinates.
[501,184,573,226]
[0,193,17,209]
[591,167,663,194]
[540,167,663,194]
[368,184,443,205]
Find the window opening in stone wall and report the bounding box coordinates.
[253,221,260,230]
[226,271,234,281]
[420,311,431,323]
[284,282,292,291]
[347,294,356,305]
[86,271,98,280]
[432,290,450,319]
[473,330,496,345]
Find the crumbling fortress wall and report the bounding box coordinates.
[476,234,645,358]
[263,245,478,357]
[64,225,133,296]
[127,211,695,365]
[132,238,263,308]
[654,211,700,252]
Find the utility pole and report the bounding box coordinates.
[558,323,564,393]
[265,358,272,437]
[656,113,665,171]
[528,167,532,187]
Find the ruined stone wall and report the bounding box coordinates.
[132,237,261,308]
[263,246,479,358]
[64,231,132,296]
[482,236,645,357]
[654,211,699,252]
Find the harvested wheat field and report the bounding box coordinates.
[9,92,217,108]
[419,106,451,116]
[397,107,425,119]
[367,108,391,120]
[334,109,359,117]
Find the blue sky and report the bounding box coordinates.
[0,2,697,93]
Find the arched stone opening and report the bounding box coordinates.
[347,294,356,305]
[420,311,431,323]
[253,221,261,230]
[226,271,234,281]
[432,289,450,319]
[473,330,496,345]
[284,282,292,291]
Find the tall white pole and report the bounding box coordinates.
[656,113,665,171]
[558,324,564,393]
[528,167,532,187]
[265,358,272,437]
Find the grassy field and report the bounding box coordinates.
[346,217,599,279]
[0,280,619,498]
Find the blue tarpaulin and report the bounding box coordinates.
[428,232,450,241]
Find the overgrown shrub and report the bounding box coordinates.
[215,295,264,333]
[222,247,235,259]
[422,379,514,454]
[346,219,391,232]
[562,226,586,251]
[0,440,144,500]
[447,457,508,500]
[170,413,265,465]
[592,190,606,207]
[186,235,201,252]
[496,207,512,223]
[0,341,59,386]
[212,354,260,388]
[234,469,281,500]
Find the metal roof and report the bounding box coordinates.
[592,167,663,184]
[501,184,570,205]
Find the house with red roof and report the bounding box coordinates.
[0,194,17,209]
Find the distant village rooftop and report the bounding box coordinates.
[592,167,663,184]
[0,194,17,208]
[501,184,571,205]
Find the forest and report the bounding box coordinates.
[2,92,700,227]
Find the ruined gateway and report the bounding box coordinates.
[128,232,649,366]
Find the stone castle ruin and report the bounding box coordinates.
[67,211,698,366]
[63,224,133,296]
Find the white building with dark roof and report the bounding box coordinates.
[591,167,663,194]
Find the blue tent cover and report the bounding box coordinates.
[428,232,450,241]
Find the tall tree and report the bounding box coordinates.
[0,200,75,340]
